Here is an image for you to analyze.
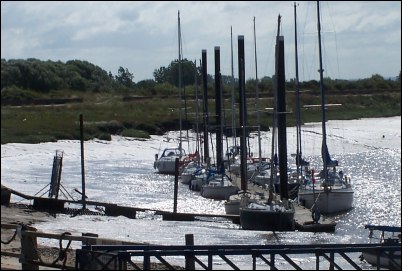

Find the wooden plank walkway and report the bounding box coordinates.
[3,179,336,232]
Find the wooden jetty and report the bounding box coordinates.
[2,180,335,233]
[155,210,240,224]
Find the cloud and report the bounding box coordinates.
[1,1,401,82]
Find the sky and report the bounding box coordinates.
[1,1,401,83]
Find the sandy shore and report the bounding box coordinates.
[1,203,183,270]
[1,203,57,270]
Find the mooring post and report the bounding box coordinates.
[20,224,39,270]
[173,158,179,213]
[185,234,195,270]
[80,114,86,209]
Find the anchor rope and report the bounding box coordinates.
[1,227,19,244]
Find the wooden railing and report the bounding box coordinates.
[2,223,400,270]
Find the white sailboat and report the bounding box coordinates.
[154,11,194,175]
[154,146,187,175]
[297,1,354,215]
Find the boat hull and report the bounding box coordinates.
[180,173,192,184]
[362,250,401,270]
[239,204,295,231]
[154,158,177,174]
[224,195,257,215]
[200,184,239,201]
[154,147,189,175]
[224,200,241,215]
[190,176,204,191]
[298,187,353,214]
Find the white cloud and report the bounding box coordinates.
[1,1,401,82]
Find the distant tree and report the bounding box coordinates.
[136,79,156,90]
[221,74,234,85]
[153,67,168,84]
[1,59,22,89]
[0,58,114,92]
[368,74,390,90]
[260,76,273,94]
[153,58,199,87]
[115,66,134,88]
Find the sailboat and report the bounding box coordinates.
[180,60,205,185]
[154,11,195,175]
[280,1,310,200]
[254,7,305,199]
[297,1,354,215]
[360,224,401,270]
[200,46,239,201]
[187,49,211,192]
[239,15,295,231]
[224,25,262,215]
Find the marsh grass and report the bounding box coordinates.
[1,92,400,144]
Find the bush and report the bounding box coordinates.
[121,128,150,139]
[96,133,112,141]
[1,86,40,105]
[136,123,161,134]
[97,120,124,134]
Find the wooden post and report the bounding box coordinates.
[1,186,11,206]
[173,158,179,213]
[214,46,223,173]
[80,114,87,209]
[82,232,98,246]
[185,234,195,270]
[201,49,209,163]
[20,224,39,270]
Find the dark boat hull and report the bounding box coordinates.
[239,205,295,231]
[362,250,401,270]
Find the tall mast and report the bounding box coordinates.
[316,1,328,182]
[270,15,281,195]
[178,10,183,157]
[254,16,262,165]
[276,15,289,200]
[230,26,236,146]
[194,59,200,163]
[294,2,302,177]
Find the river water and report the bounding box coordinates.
[1,116,400,269]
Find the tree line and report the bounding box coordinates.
[1,58,400,101]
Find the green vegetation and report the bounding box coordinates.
[1,58,401,144]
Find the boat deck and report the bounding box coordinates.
[230,175,337,232]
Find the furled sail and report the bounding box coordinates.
[321,141,338,167]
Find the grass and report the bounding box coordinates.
[1,91,400,144]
